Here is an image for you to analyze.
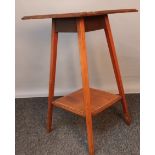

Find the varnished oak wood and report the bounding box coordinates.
[104,15,131,125]
[77,18,94,155]
[53,88,122,117]
[47,20,58,132]
[22,9,137,20]
[22,9,137,155]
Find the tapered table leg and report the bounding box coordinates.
[47,20,58,132]
[77,18,95,155]
[104,15,131,125]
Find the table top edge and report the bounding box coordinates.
[21,9,138,20]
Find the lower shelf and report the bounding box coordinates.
[53,88,122,117]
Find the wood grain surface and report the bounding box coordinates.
[53,88,122,117]
[47,20,58,132]
[22,9,138,20]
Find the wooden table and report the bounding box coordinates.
[22,9,138,155]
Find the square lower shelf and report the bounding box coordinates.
[53,88,122,117]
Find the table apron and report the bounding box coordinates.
[54,15,105,33]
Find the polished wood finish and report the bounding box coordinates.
[104,15,131,125]
[53,88,122,117]
[23,9,137,155]
[47,20,58,132]
[77,18,94,155]
[55,18,77,32]
[22,9,137,20]
[84,16,105,32]
[55,15,105,32]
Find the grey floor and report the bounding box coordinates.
[16,94,140,155]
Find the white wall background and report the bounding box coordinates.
[15,0,140,98]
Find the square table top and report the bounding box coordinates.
[22,9,138,20]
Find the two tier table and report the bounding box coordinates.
[22,9,138,155]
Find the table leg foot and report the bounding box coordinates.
[124,112,131,125]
